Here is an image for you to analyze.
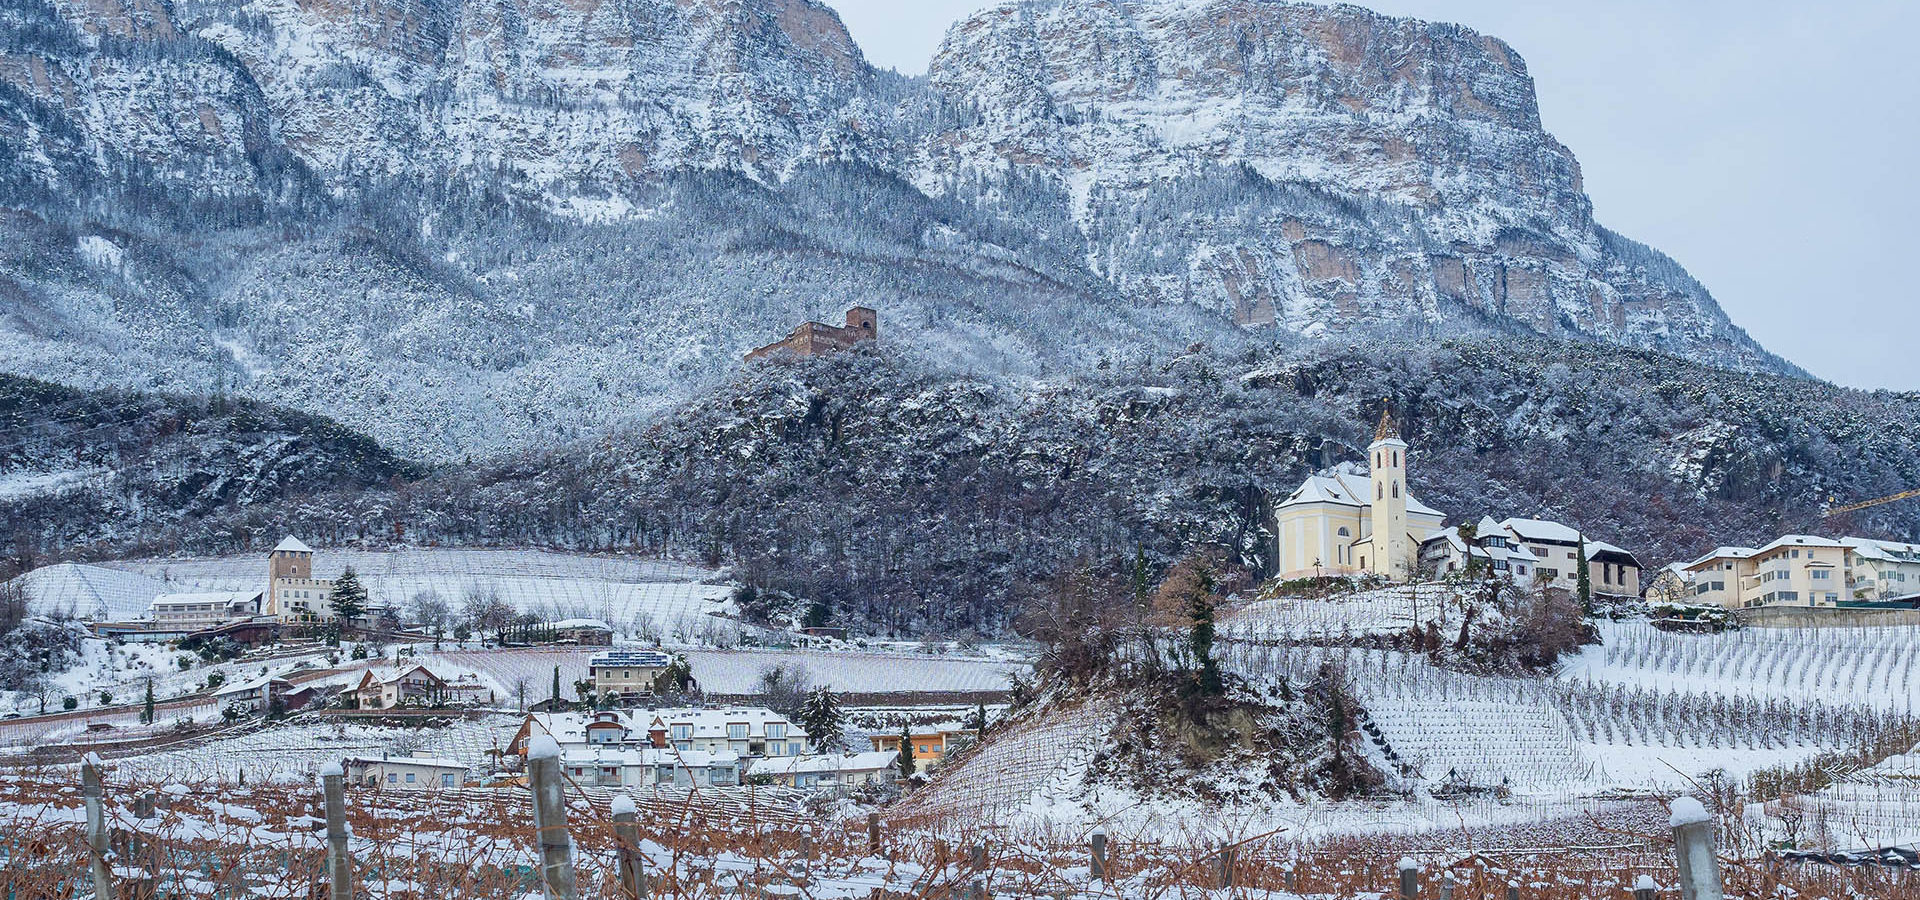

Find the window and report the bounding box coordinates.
[1791,550,1801,559]
[770,742,785,756]
[442,773,455,788]
[1391,482,1400,498]
[767,723,787,741]
[405,773,416,783]
[1812,570,1831,580]
[727,723,749,740]
[387,773,397,784]
[1337,527,1350,537]
[671,724,692,741]
[788,742,802,756]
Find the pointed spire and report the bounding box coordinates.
[1373,403,1400,443]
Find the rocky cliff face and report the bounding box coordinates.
[0,0,1796,458]
[918,0,1779,370]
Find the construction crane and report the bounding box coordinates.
[1823,489,1920,518]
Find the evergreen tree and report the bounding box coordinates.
[551,665,563,711]
[1188,566,1223,697]
[1576,537,1593,615]
[140,678,154,726]
[968,701,989,735]
[797,686,844,752]
[330,567,368,626]
[896,722,915,782]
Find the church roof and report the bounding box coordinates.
[1276,462,1443,517]
[272,536,313,554]
[1372,407,1402,444]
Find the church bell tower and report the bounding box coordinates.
[1369,407,1410,580]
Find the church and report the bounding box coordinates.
[1273,411,1449,581]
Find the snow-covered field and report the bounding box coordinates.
[1563,620,1920,711]
[97,549,735,635]
[109,716,524,785]
[1221,584,1456,641]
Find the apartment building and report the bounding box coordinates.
[1682,535,1848,610]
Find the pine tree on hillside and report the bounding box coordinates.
[551,666,564,711]
[1576,538,1593,615]
[798,686,844,752]
[140,678,154,726]
[330,567,368,626]
[896,722,915,782]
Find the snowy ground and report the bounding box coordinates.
[17,549,737,638]
[1561,620,1920,712]
[108,716,524,785]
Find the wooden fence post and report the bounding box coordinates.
[1089,831,1107,883]
[1438,870,1455,900]
[526,736,580,900]
[1398,857,1419,900]
[320,762,352,900]
[82,754,117,900]
[867,813,882,856]
[612,794,646,899]
[1633,874,1659,900]
[1214,840,1235,889]
[1669,798,1725,900]
[1505,880,1520,900]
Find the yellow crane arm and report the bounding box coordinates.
[1824,488,1920,517]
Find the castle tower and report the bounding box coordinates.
[266,535,313,616]
[1369,408,1410,580]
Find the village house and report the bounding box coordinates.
[1419,516,1541,583]
[1840,537,1920,601]
[744,307,877,362]
[508,708,810,762]
[214,674,293,715]
[588,649,674,703]
[871,725,977,775]
[344,754,470,791]
[354,665,450,709]
[1421,517,1644,597]
[544,618,614,646]
[148,591,263,629]
[1274,411,1448,582]
[1682,535,1849,610]
[555,745,743,789]
[748,751,899,791]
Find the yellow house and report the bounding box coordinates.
[1274,411,1446,581]
[1682,535,1849,610]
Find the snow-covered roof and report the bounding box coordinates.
[1425,526,1538,564]
[214,672,289,697]
[590,650,673,669]
[1683,546,1759,570]
[547,618,611,630]
[1583,540,1640,565]
[150,591,259,609]
[1841,536,1920,563]
[343,755,469,771]
[1276,462,1443,517]
[1756,534,1848,554]
[748,750,897,777]
[1499,518,1582,544]
[358,664,443,687]
[272,536,313,554]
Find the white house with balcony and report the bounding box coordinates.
[509,707,810,764]
[1682,535,1849,610]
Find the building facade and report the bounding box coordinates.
[510,708,811,762]
[149,591,262,628]
[1273,411,1448,581]
[870,726,978,775]
[265,536,337,623]
[589,650,674,702]
[1682,536,1848,610]
[354,665,450,709]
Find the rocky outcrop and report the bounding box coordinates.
[917,0,1783,372]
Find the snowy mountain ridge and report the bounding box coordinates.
[0,0,1794,456]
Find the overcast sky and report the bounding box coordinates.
[827,1,1919,391]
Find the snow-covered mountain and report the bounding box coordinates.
[1,0,1793,457]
